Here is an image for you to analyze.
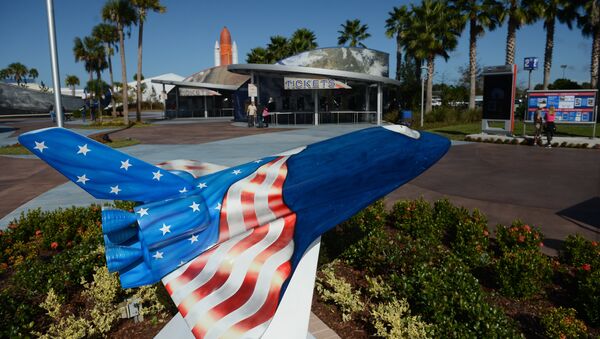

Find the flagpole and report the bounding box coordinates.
[45,0,64,128]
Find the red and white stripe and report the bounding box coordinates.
[162,156,296,339]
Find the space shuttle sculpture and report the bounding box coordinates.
[19,125,449,338]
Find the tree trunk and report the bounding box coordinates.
[136,17,144,123]
[395,34,402,81]
[107,47,116,118]
[119,24,129,125]
[543,18,555,90]
[469,18,477,110]
[426,55,434,114]
[505,18,517,65]
[88,70,93,120]
[71,86,75,97]
[592,29,600,89]
[97,71,103,122]
[415,57,422,84]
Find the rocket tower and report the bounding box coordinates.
[214,27,237,67]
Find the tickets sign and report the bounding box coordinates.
[527,90,597,123]
[284,77,351,90]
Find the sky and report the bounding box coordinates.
[0,0,594,90]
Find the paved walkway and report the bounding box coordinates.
[1,117,598,337]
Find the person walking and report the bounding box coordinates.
[533,108,543,146]
[545,106,556,148]
[246,101,257,127]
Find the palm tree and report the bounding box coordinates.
[403,0,464,113]
[501,0,538,65]
[531,0,578,89]
[386,6,411,81]
[65,75,80,96]
[266,35,290,63]
[102,0,137,124]
[450,0,503,109]
[577,0,600,88]
[89,37,108,121]
[132,73,146,103]
[28,68,39,84]
[74,36,98,115]
[337,19,371,48]
[7,62,28,86]
[289,28,318,55]
[247,47,269,64]
[131,0,166,122]
[74,36,107,120]
[74,37,93,92]
[93,23,119,117]
[0,68,9,81]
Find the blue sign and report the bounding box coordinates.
[524,57,538,71]
[527,90,597,123]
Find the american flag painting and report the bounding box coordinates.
[19,125,450,338]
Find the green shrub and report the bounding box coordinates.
[316,261,364,322]
[494,249,552,298]
[0,206,102,267]
[371,298,432,339]
[495,221,545,254]
[365,275,396,302]
[392,253,522,338]
[388,199,443,246]
[440,202,491,268]
[321,200,387,266]
[541,307,588,339]
[560,234,599,268]
[573,267,600,326]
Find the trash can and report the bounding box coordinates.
[398,110,412,126]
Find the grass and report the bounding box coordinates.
[421,122,482,140]
[517,122,598,139]
[0,138,140,155]
[423,122,599,141]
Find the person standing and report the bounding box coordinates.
[545,106,556,148]
[49,104,55,123]
[263,97,274,128]
[533,108,543,146]
[246,101,257,127]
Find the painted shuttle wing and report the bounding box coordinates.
[17,127,193,202]
[19,125,450,338]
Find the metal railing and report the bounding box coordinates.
[272,111,377,125]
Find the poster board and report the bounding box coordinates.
[526,90,597,123]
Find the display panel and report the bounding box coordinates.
[527,90,597,123]
[482,73,513,120]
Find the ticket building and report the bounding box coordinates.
[154,46,400,125]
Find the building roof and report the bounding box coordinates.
[228,63,401,86]
[229,47,399,86]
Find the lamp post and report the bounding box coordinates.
[561,64,567,79]
[420,65,427,127]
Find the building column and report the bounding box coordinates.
[162,83,166,118]
[377,83,382,125]
[175,86,179,119]
[204,96,208,118]
[314,90,319,126]
[251,71,256,103]
[365,86,370,111]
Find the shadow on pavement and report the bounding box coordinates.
[557,197,600,233]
